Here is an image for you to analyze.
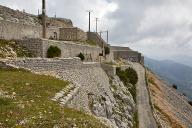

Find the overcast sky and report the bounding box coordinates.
[1,0,192,60]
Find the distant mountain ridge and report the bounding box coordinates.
[170,55,192,68]
[145,57,192,100]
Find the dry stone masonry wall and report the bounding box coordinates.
[17,39,102,61]
[0,58,136,128]
[59,27,87,41]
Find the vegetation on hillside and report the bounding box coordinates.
[47,46,61,58]
[116,67,138,102]
[116,67,138,86]
[0,39,33,58]
[77,52,85,61]
[0,68,108,128]
[116,67,139,128]
[104,46,110,55]
[172,84,178,90]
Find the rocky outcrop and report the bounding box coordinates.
[55,66,136,128]
[0,40,32,58]
[0,5,72,27]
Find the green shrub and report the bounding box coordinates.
[172,84,177,89]
[105,46,110,55]
[125,68,138,85]
[116,67,138,85]
[77,52,85,61]
[116,67,138,102]
[47,46,61,58]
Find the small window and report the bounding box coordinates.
[54,32,57,40]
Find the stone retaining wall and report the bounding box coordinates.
[0,58,136,128]
[59,27,87,41]
[0,58,100,72]
[113,50,142,63]
[101,63,116,78]
[17,39,102,61]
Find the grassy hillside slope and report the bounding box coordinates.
[145,57,192,100]
[0,68,108,128]
[147,70,192,128]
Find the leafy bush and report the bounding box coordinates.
[77,52,85,61]
[125,68,138,85]
[104,46,110,55]
[172,84,177,89]
[116,67,138,85]
[47,46,61,58]
[116,67,138,102]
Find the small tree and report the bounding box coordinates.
[189,101,192,106]
[116,67,138,85]
[77,52,85,61]
[172,84,177,89]
[105,46,110,55]
[47,46,61,58]
[125,68,138,85]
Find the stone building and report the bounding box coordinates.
[0,5,108,46]
[110,46,144,64]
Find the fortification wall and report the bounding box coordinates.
[0,20,41,40]
[101,63,116,77]
[87,32,109,48]
[113,50,142,62]
[0,20,60,40]
[59,27,87,41]
[47,18,73,28]
[18,39,102,61]
[1,58,100,72]
[42,39,101,61]
[110,46,132,51]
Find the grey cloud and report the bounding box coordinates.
[106,0,192,59]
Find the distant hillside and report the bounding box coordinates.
[145,57,192,100]
[147,70,192,127]
[170,55,192,68]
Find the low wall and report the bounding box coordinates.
[113,50,142,63]
[18,39,102,62]
[0,58,101,72]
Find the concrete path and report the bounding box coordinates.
[132,63,158,128]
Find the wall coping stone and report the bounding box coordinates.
[40,38,101,49]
